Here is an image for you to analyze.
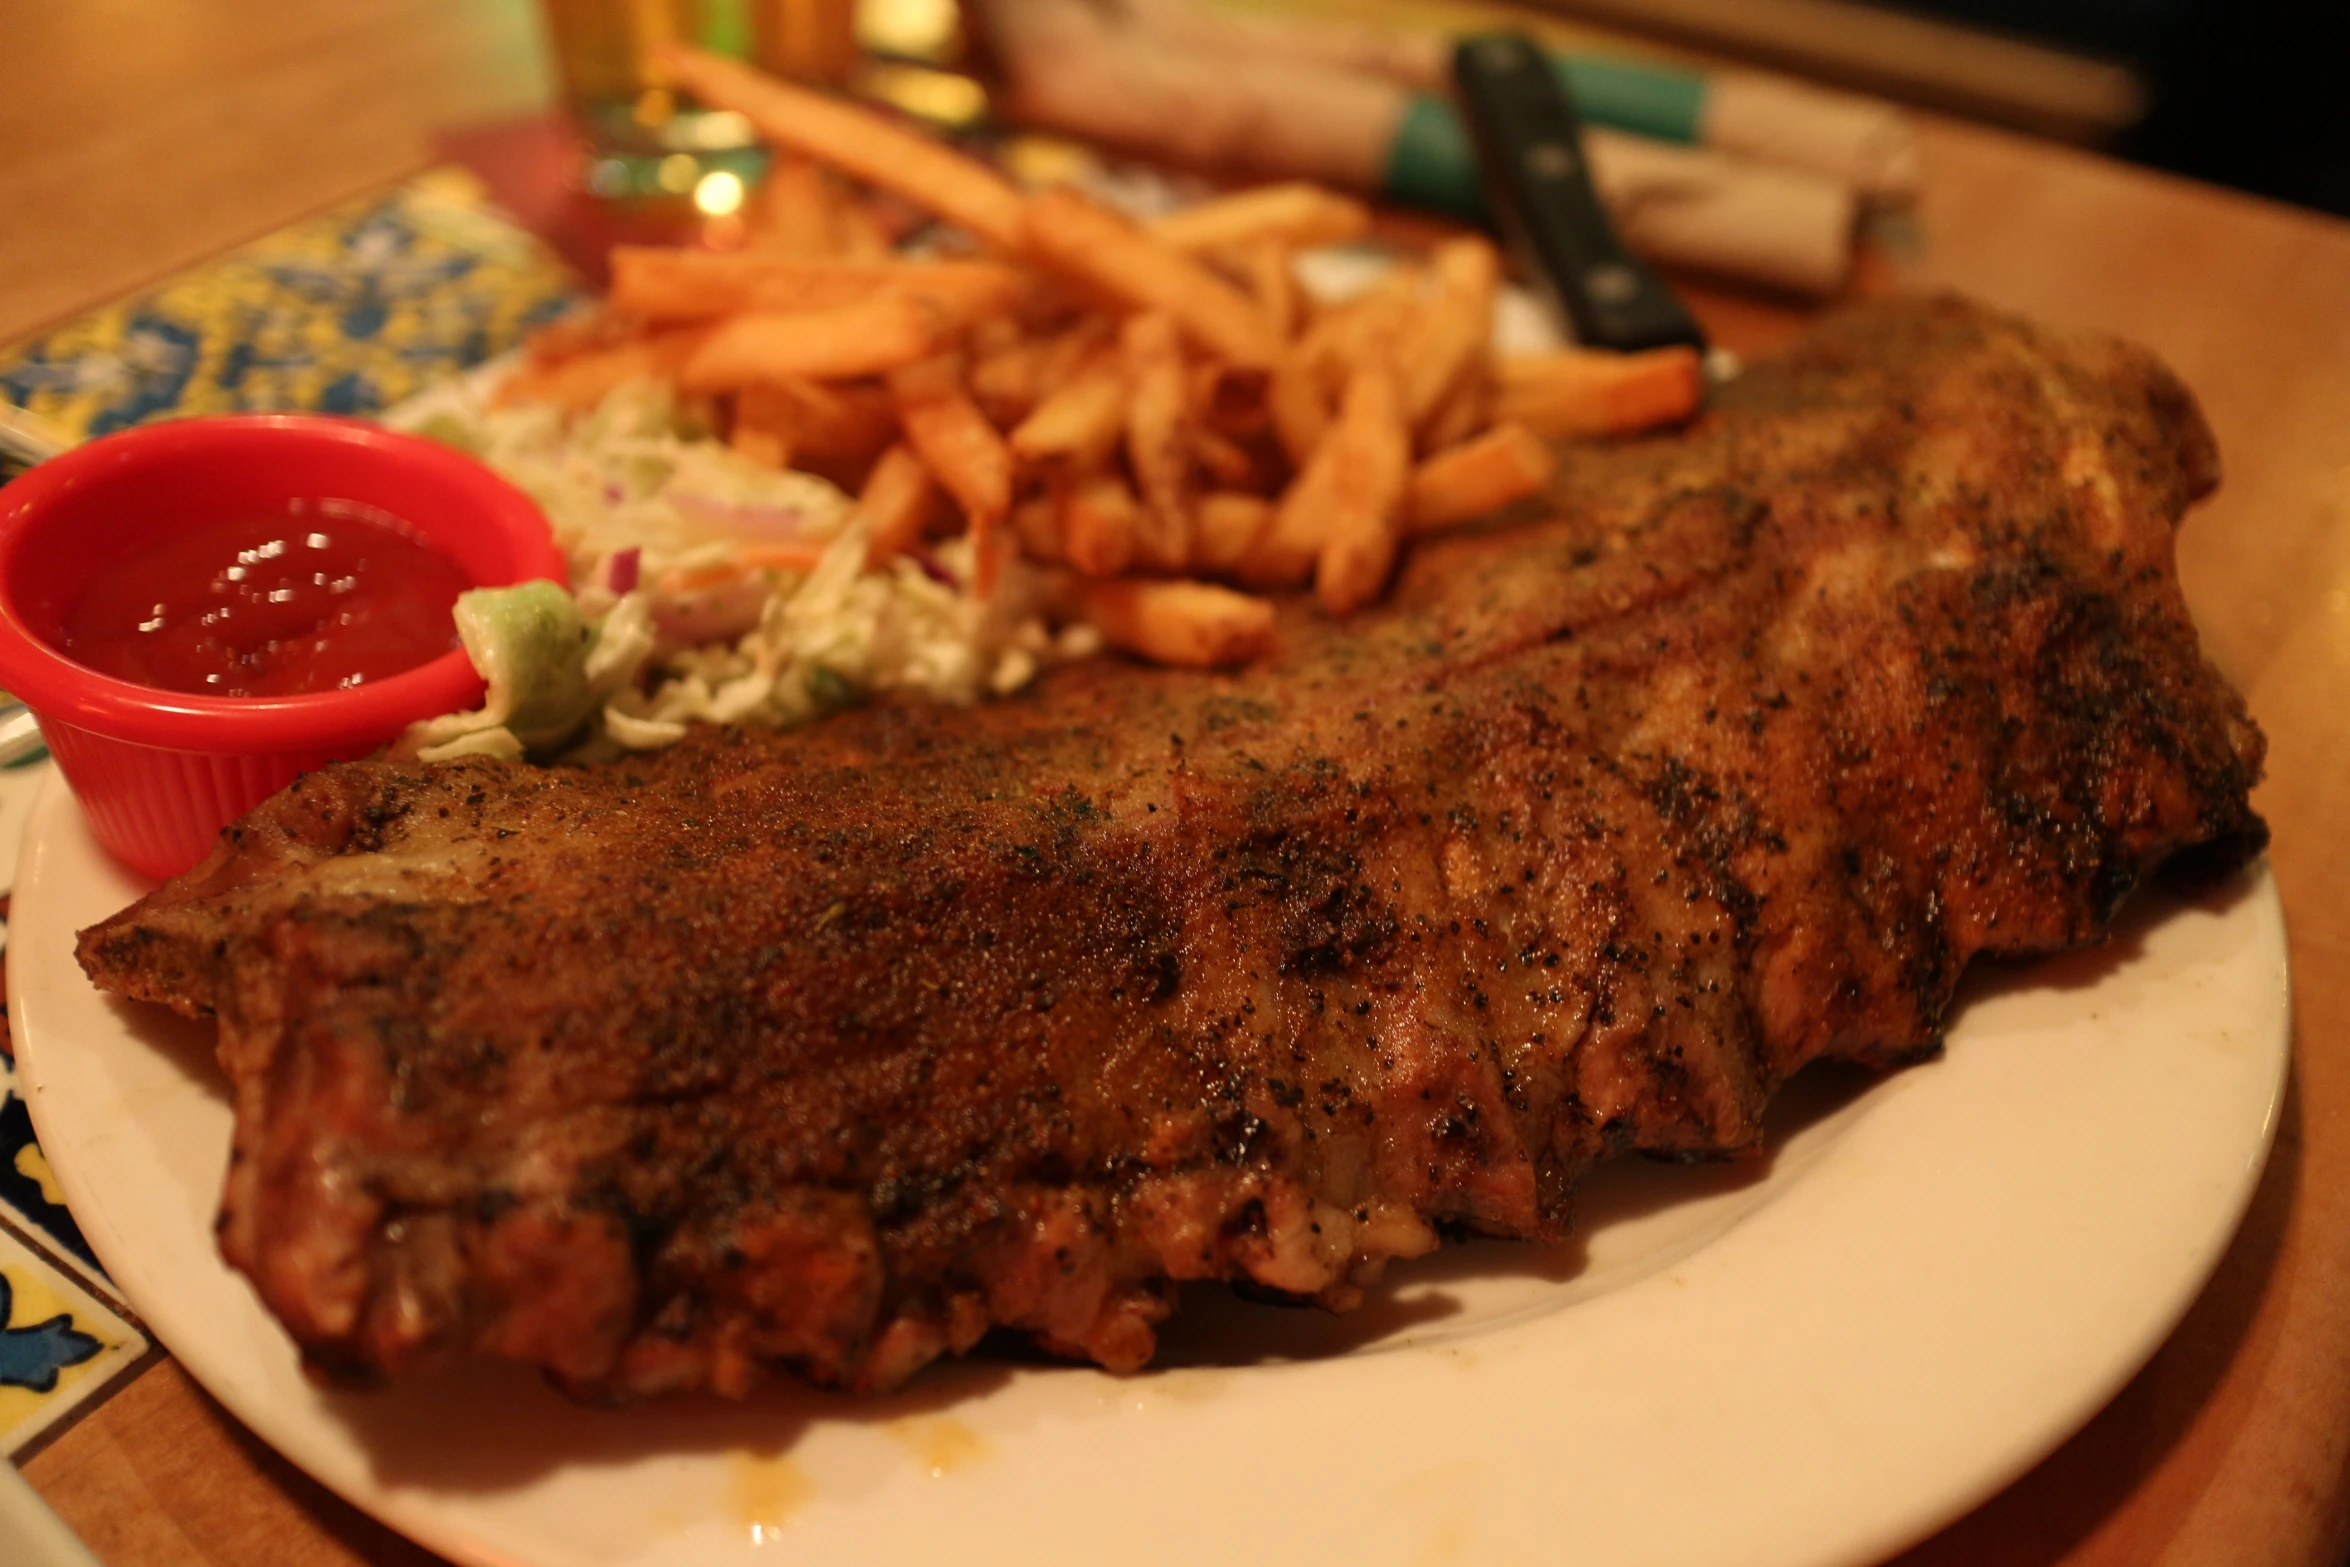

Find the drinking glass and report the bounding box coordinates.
[537,0,858,206]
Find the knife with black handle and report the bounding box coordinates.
[1452,31,1707,354]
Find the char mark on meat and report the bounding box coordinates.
[77,296,2266,1399]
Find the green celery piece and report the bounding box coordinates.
[454,580,594,750]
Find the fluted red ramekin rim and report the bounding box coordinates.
[0,414,566,754]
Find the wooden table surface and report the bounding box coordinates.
[7,3,2350,1564]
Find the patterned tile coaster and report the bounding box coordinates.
[0,1054,107,1304]
[0,165,585,445]
[0,1223,150,1461]
[0,765,152,1459]
[0,765,113,1298]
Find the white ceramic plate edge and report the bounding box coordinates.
[11,773,2290,1567]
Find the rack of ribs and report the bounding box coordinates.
[77,295,2266,1400]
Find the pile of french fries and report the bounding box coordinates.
[502,45,1704,669]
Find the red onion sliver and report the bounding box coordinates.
[671,492,812,540]
[609,547,641,594]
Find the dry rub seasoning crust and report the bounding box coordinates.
[79,297,2265,1399]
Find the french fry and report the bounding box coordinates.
[1052,573,1277,668]
[680,295,945,390]
[860,441,938,567]
[1421,367,1491,455]
[1408,424,1558,535]
[1245,356,1408,595]
[732,431,792,469]
[1266,358,1332,472]
[500,49,1573,649]
[1034,317,1115,386]
[1189,427,1258,490]
[803,381,899,472]
[885,349,960,405]
[1245,468,1333,591]
[1313,358,1413,615]
[890,354,1015,593]
[733,380,807,464]
[523,307,639,367]
[832,193,895,260]
[1122,313,1195,572]
[1192,362,1271,440]
[609,248,1025,325]
[1294,265,1418,398]
[1008,352,1127,471]
[1493,345,1706,438]
[1395,236,1500,433]
[738,379,896,485]
[972,516,1018,603]
[1148,182,1371,255]
[968,314,1024,358]
[1021,188,1280,368]
[661,45,1030,250]
[495,327,707,411]
[1009,489,1067,563]
[1240,241,1301,342]
[730,404,793,469]
[1062,472,1142,579]
[744,156,841,256]
[968,332,1049,428]
[1193,492,1274,577]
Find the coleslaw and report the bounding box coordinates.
[386,374,1095,761]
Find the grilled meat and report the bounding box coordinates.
[78,296,2265,1398]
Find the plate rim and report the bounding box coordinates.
[10,770,2291,1567]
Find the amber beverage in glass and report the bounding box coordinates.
[747,0,859,85]
[536,0,857,203]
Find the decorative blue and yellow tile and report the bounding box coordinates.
[0,1223,149,1460]
[0,165,585,446]
[0,1049,106,1308]
[0,765,108,1306]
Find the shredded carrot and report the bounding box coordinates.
[739,541,833,574]
[662,541,832,593]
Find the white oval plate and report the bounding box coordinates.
[10,775,2287,1567]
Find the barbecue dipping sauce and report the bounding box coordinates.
[60,501,471,698]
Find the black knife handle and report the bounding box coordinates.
[1451,32,1707,354]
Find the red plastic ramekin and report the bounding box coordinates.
[0,414,567,880]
